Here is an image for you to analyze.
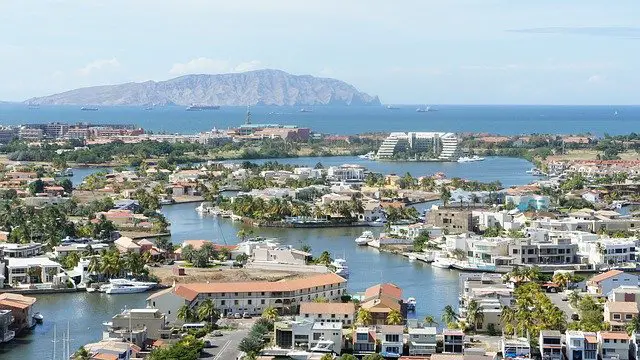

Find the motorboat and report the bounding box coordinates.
[386,105,400,110]
[33,312,44,324]
[432,256,452,269]
[406,297,416,311]
[526,168,547,176]
[408,254,417,262]
[368,218,386,227]
[287,350,312,360]
[231,214,243,221]
[416,106,431,112]
[330,259,349,278]
[86,287,97,293]
[159,198,174,205]
[457,155,485,163]
[355,231,375,246]
[358,151,376,160]
[100,279,156,294]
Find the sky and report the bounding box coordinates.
[0,0,639,104]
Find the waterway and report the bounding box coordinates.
[3,156,534,359]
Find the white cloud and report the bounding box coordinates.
[169,58,263,76]
[587,74,606,84]
[77,57,120,76]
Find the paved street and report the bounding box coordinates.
[200,319,255,360]
[548,292,578,318]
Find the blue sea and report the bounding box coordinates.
[0,103,638,135]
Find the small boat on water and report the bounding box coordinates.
[526,167,547,176]
[416,106,432,112]
[432,256,452,269]
[358,151,376,160]
[457,155,485,163]
[355,231,375,246]
[80,106,99,111]
[299,108,314,113]
[406,297,416,312]
[368,218,386,227]
[386,105,400,110]
[408,254,417,262]
[331,258,349,278]
[231,214,243,221]
[99,279,157,294]
[86,287,97,293]
[33,312,44,324]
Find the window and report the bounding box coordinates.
[235,292,239,296]
[313,333,322,340]
[248,292,252,296]
[221,293,225,297]
[234,300,239,305]
[356,333,368,341]
[221,300,226,305]
[261,300,265,305]
[331,314,336,318]
[613,314,621,320]
[261,292,265,296]
[248,300,252,305]
[626,314,633,320]
[513,249,519,254]
[385,334,400,342]
[305,314,309,318]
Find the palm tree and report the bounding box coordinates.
[177,304,194,323]
[197,299,219,324]
[501,306,516,335]
[262,306,279,321]
[125,251,146,277]
[465,300,484,332]
[390,310,409,325]
[568,290,581,308]
[316,251,332,265]
[88,256,101,276]
[442,305,458,326]
[423,315,438,327]
[552,272,572,290]
[439,186,451,206]
[356,308,372,326]
[73,346,91,360]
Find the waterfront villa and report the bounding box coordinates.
[0,310,15,343]
[102,308,175,348]
[379,325,404,358]
[360,283,405,325]
[504,194,550,212]
[443,329,465,354]
[5,257,62,285]
[326,164,366,182]
[566,331,598,360]
[146,273,347,323]
[598,331,631,360]
[426,206,474,234]
[458,273,514,333]
[353,327,377,355]
[408,327,437,355]
[272,318,343,354]
[0,242,44,258]
[539,330,563,360]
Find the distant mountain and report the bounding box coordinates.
[25,69,381,106]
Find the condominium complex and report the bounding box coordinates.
[376,132,460,160]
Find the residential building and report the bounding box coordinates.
[632,332,640,360]
[353,326,376,355]
[326,164,366,182]
[114,236,141,254]
[589,238,636,267]
[474,210,522,231]
[172,240,236,261]
[0,242,44,258]
[83,340,141,360]
[443,329,465,353]
[252,246,311,266]
[505,194,550,212]
[598,331,631,360]
[0,310,15,343]
[298,302,355,326]
[6,257,62,285]
[0,293,36,333]
[408,327,437,355]
[587,270,639,296]
[466,237,511,266]
[273,318,342,354]
[539,330,563,360]
[458,273,514,332]
[509,237,578,266]
[358,200,386,222]
[360,283,405,325]
[566,331,598,360]
[379,325,404,358]
[604,301,639,332]
[376,132,460,160]
[103,308,171,347]
[426,206,474,234]
[501,336,531,359]
[609,286,640,308]
[146,273,347,323]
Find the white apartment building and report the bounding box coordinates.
[376,132,459,160]
[459,273,514,332]
[0,243,44,258]
[586,238,636,266]
[6,257,62,285]
[379,325,404,357]
[252,246,311,265]
[467,237,511,265]
[408,327,437,355]
[501,337,531,359]
[474,210,523,231]
[273,319,343,354]
[326,164,366,182]
[299,302,355,326]
[566,331,598,360]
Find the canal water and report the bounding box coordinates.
[5,156,534,360]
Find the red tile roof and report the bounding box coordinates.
[364,283,403,300]
[590,270,624,284]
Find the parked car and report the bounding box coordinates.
[226,313,234,319]
[203,340,213,348]
[212,330,223,337]
[234,313,242,319]
[242,312,251,319]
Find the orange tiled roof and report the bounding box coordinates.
[299,302,355,315]
[590,270,624,284]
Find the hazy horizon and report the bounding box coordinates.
[1,0,639,105]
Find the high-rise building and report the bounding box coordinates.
[376,132,459,160]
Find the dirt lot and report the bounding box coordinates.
[149,265,304,285]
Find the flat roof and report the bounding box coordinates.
[7,257,61,268]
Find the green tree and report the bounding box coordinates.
[28,179,45,195]
[197,299,219,324]
[386,309,403,325]
[423,315,438,327]
[262,306,279,321]
[177,305,194,323]
[356,308,372,326]
[439,186,451,206]
[442,305,458,326]
[316,251,332,265]
[73,346,91,360]
[465,300,484,332]
[363,354,385,360]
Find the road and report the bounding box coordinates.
[548,292,578,319]
[200,319,254,360]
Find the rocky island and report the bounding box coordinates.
[25,69,381,107]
